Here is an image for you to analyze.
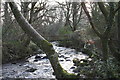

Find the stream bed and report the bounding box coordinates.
[2,42,88,79]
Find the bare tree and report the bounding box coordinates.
[58,2,82,31]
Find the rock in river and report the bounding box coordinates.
[25,68,37,72]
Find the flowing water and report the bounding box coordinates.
[2,42,88,79]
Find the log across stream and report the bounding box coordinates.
[2,42,88,79]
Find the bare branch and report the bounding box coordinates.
[56,1,66,6]
[81,2,102,37]
[114,1,120,14]
[98,2,108,21]
[76,6,82,26]
[29,2,37,23]
[104,2,115,38]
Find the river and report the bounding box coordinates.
[2,42,88,79]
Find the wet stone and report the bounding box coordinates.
[59,55,64,58]
[73,58,80,63]
[64,56,70,59]
[66,59,71,61]
[44,69,49,72]
[59,59,64,62]
[80,59,88,63]
[70,66,76,69]
[34,59,38,62]
[52,72,55,75]
[11,62,16,64]
[35,55,41,59]
[25,68,37,72]
[73,69,80,73]
[24,65,30,68]
[42,56,48,59]
[59,58,65,62]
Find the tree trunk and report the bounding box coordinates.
[9,2,78,79]
[100,38,108,61]
[108,39,120,62]
[21,2,31,47]
[101,38,112,78]
[118,1,120,50]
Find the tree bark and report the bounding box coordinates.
[101,38,108,61]
[23,2,37,47]
[108,39,120,62]
[118,1,120,50]
[21,2,30,47]
[9,2,78,79]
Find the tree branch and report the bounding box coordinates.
[76,6,82,26]
[114,1,120,15]
[29,2,37,23]
[104,3,115,38]
[98,2,108,21]
[81,2,102,38]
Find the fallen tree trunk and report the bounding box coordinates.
[9,2,78,80]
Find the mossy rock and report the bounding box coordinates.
[57,69,79,80]
[81,48,93,57]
